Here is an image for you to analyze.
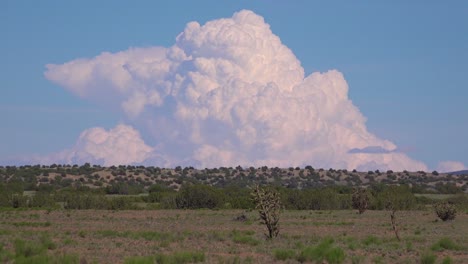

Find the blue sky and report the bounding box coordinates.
[1,1,467,170]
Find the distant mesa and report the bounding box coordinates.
[448,170,468,176]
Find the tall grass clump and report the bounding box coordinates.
[420,252,437,264]
[362,235,381,247]
[12,238,79,264]
[273,249,295,261]
[231,230,260,246]
[297,238,345,264]
[431,237,461,251]
[441,256,453,264]
[14,239,45,258]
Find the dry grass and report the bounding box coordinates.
[0,209,466,263]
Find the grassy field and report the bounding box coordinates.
[0,209,467,263]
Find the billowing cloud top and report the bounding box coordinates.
[40,125,154,166]
[45,10,427,171]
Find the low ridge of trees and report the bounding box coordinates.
[0,164,467,212]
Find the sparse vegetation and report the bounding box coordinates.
[434,201,457,221]
[430,237,462,251]
[0,165,466,262]
[352,188,370,214]
[297,237,345,264]
[0,209,465,263]
[251,184,281,239]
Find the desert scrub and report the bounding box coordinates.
[434,202,457,221]
[362,235,382,247]
[124,251,205,264]
[297,237,345,264]
[430,237,462,251]
[352,188,370,214]
[420,252,437,264]
[441,256,453,264]
[11,221,51,227]
[9,238,79,263]
[231,229,260,246]
[96,230,182,243]
[273,248,295,261]
[345,237,358,251]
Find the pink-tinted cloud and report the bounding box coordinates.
[44,10,427,170]
[40,124,156,166]
[436,161,466,173]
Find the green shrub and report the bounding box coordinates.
[39,235,56,250]
[441,256,453,264]
[169,251,205,263]
[124,256,154,264]
[362,235,381,247]
[297,238,345,264]
[273,249,295,261]
[325,247,345,264]
[434,202,457,221]
[352,188,370,214]
[14,239,45,258]
[350,255,365,264]
[431,237,461,251]
[231,232,259,246]
[176,185,225,209]
[420,252,437,264]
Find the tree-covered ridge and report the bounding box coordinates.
[0,164,466,194]
[0,164,467,212]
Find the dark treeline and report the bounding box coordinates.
[1,180,467,211]
[1,163,467,211]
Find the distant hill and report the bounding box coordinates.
[1,165,467,193]
[449,170,468,175]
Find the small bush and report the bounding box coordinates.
[420,252,437,264]
[39,235,56,250]
[273,249,295,261]
[170,251,205,263]
[352,188,370,214]
[431,237,461,251]
[232,233,259,246]
[350,255,365,264]
[325,247,345,264]
[434,202,457,221]
[362,235,381,247]
[14,239,45,258]
[441,256,453,264]
[297,238,345,264]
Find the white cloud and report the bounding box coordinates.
[436,161,466,173]
[40,124,157,166]
[44,10,428,171]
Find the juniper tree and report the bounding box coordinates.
[352,188,370,214]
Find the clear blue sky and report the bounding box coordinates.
[1,0,467,169]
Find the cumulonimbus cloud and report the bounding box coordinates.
[44,10,427,171]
